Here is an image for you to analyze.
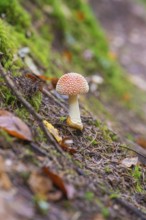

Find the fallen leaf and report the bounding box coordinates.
[50,77,59,89]
[43,121,77,154]
[47,191,62,201]
[25,72,41,82]
[63,51,72,62]
[0,156,12,190]
[28,171,53,199]
[0,110,32,141]
[25,72,58,89]
[43,120,62,143]
[60,137,77,154]
[93,214,105,220]
[43,167,75,199]
[121,157,138,168]
[0,110,12,117]
[136,137,146,149]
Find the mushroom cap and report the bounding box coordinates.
[56,72,89,95]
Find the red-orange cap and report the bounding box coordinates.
[56,72,89,95]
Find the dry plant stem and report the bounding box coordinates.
[121,139,146,158]
[0,64,64,155]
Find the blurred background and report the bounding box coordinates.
[90,0,146,89]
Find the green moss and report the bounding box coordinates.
[59,116,66,122]
[0,0,30,30]
[15,108,29,121]
[84,191,94,201]
[101,207,110,218]
[0,84,17,106]
[96,199,110,218]
[35,126,47,142]
[30,91,42,112]
[109,192,120,199]
[132,166,143,192]
[104,166,112,174]
[0,19,18,65]
[85,136,98,145]
[100,125,113,143]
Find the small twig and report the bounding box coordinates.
[42,88,68,111]
[0,64,64,155]
[29,142,48,157]
[120,139,146,159]
[115,198,146,220]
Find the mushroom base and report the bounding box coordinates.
[66,116,83,131]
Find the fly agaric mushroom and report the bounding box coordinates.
[56,72,89,130]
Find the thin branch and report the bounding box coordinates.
[0,64,64,155]
[120,139,146,159]
[42,87,68,111]
[115,198,146,220]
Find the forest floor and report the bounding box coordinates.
[0,0,146,220]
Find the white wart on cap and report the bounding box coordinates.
[56,72,89,130]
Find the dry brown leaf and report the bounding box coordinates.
[63,51,72,62]
[28,171,52,199]
[28,171,63,201]
[0,110,32,141]
[93,214,105,220]
[136,137,146,149]
[121,157,138,168]
[60,137,77,155]
[0,110,12,117]
[25,72,41,82]
[25,72,58,89]
[47,191,62,201]
[0,156,12,190]
[43,167,75,199]
[44,121,77,154]
[0,173,12,190]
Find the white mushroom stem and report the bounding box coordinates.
[68,95,82,126]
